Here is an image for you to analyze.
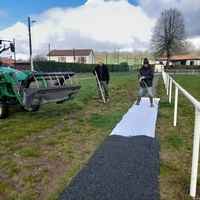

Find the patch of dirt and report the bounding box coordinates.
[38,159,69,200]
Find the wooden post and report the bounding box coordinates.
[94,71,106,103]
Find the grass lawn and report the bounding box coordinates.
[158,75,200,200]
[0,72,137,200]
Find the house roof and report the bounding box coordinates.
[48,49,93,57]
[157,54,200,61]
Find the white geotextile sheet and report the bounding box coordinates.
[110,97,160,138]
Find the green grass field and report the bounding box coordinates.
[1,72,200,200]
[0,72,137,200]
[158,75,200,200]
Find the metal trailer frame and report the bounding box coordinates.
[0,67,81,118]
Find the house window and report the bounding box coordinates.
[190,61,194,65]
[180,60,186,65]
[58,56,66,62]
[78,57,86,64]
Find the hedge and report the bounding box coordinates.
[34,61,129,73]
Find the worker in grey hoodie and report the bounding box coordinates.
[136,58,154,107]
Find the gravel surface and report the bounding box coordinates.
[59,135,160,200]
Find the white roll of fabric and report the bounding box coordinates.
[110,97,160,138]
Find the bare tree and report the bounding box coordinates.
[180,40,195,54]
[151,8,186,63]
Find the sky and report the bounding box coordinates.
[0,0,200,60]
[0,0,138,29]
[0,0,87,29]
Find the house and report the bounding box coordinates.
[0,58,31,70]
[47,49,95,64]
[0,57,15,66]
[157,55,200,66]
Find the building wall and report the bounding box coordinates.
[67,56,75,63]
[157,59,200,66]
[86,52,95,64]
[49,56,81,63]
[186,60,200,66]
[195,60,200,65]
[49,56,59,62]
[49,53,95,64]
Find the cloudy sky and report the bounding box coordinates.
[0,0,200,59]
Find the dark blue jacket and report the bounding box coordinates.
[93,64,110,84]
[139,66,154,88]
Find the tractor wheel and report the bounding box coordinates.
[30,104,40,112]
[23,98,41,112]
[23,104,40,112]
[30,98,41,112]
[0,102,9,119]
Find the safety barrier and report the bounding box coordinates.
[162,71,200,198]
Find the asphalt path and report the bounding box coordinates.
[59,76,160,200]
[59,135,159,200]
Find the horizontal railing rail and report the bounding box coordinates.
[162,71,200,198]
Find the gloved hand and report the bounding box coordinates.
[139,76,145,82]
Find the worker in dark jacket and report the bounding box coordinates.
[93,63,110,102]
[136,58,154,107]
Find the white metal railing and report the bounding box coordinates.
[162,71,200,198]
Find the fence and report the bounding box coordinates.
[162,71,200,198]
[165,69,200,75]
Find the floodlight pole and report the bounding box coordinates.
[48,43,51,61]
[117,49,120,65]
[105,52,108,64]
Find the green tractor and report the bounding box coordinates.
[0,40,80,118]
[0,66,81,118]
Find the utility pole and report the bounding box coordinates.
[28,16,36,71]
[28,17,33,71]
[13,38,16,65]
[73,48,76,63]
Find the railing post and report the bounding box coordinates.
[190,108,200,198]
[173,87,178,126]
[162,72,165,88]
[164,72,168,92]
[169,78,172,103]
[167,75,169,95]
